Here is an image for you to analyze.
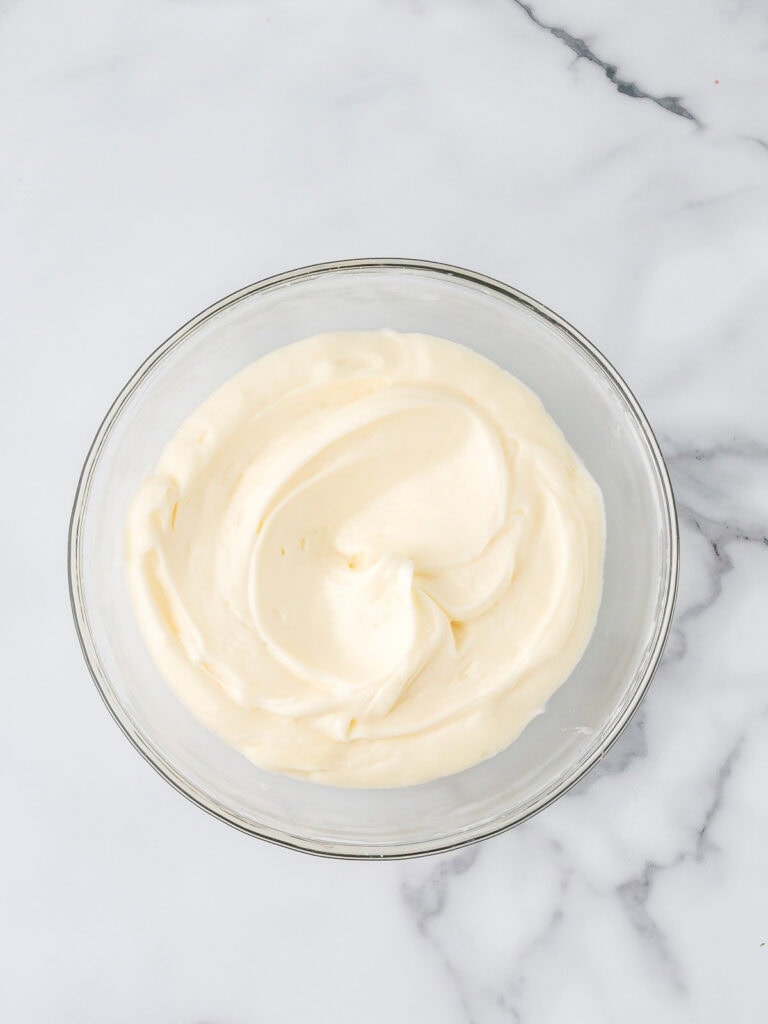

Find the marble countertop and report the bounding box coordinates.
[3,0,767,1020]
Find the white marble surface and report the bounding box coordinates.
[2,0,767,1020]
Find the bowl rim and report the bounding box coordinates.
[68,257,679,859]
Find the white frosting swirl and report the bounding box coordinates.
[126,331,604,786]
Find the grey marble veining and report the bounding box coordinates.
[509,0,702,124]
[1,0,767,1020]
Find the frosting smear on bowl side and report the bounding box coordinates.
[126,331,605,787]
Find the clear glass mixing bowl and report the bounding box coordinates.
[69,259,678,858]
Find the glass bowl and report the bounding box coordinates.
[69,259,678,858]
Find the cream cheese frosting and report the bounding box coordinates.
[126,331,605,787]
